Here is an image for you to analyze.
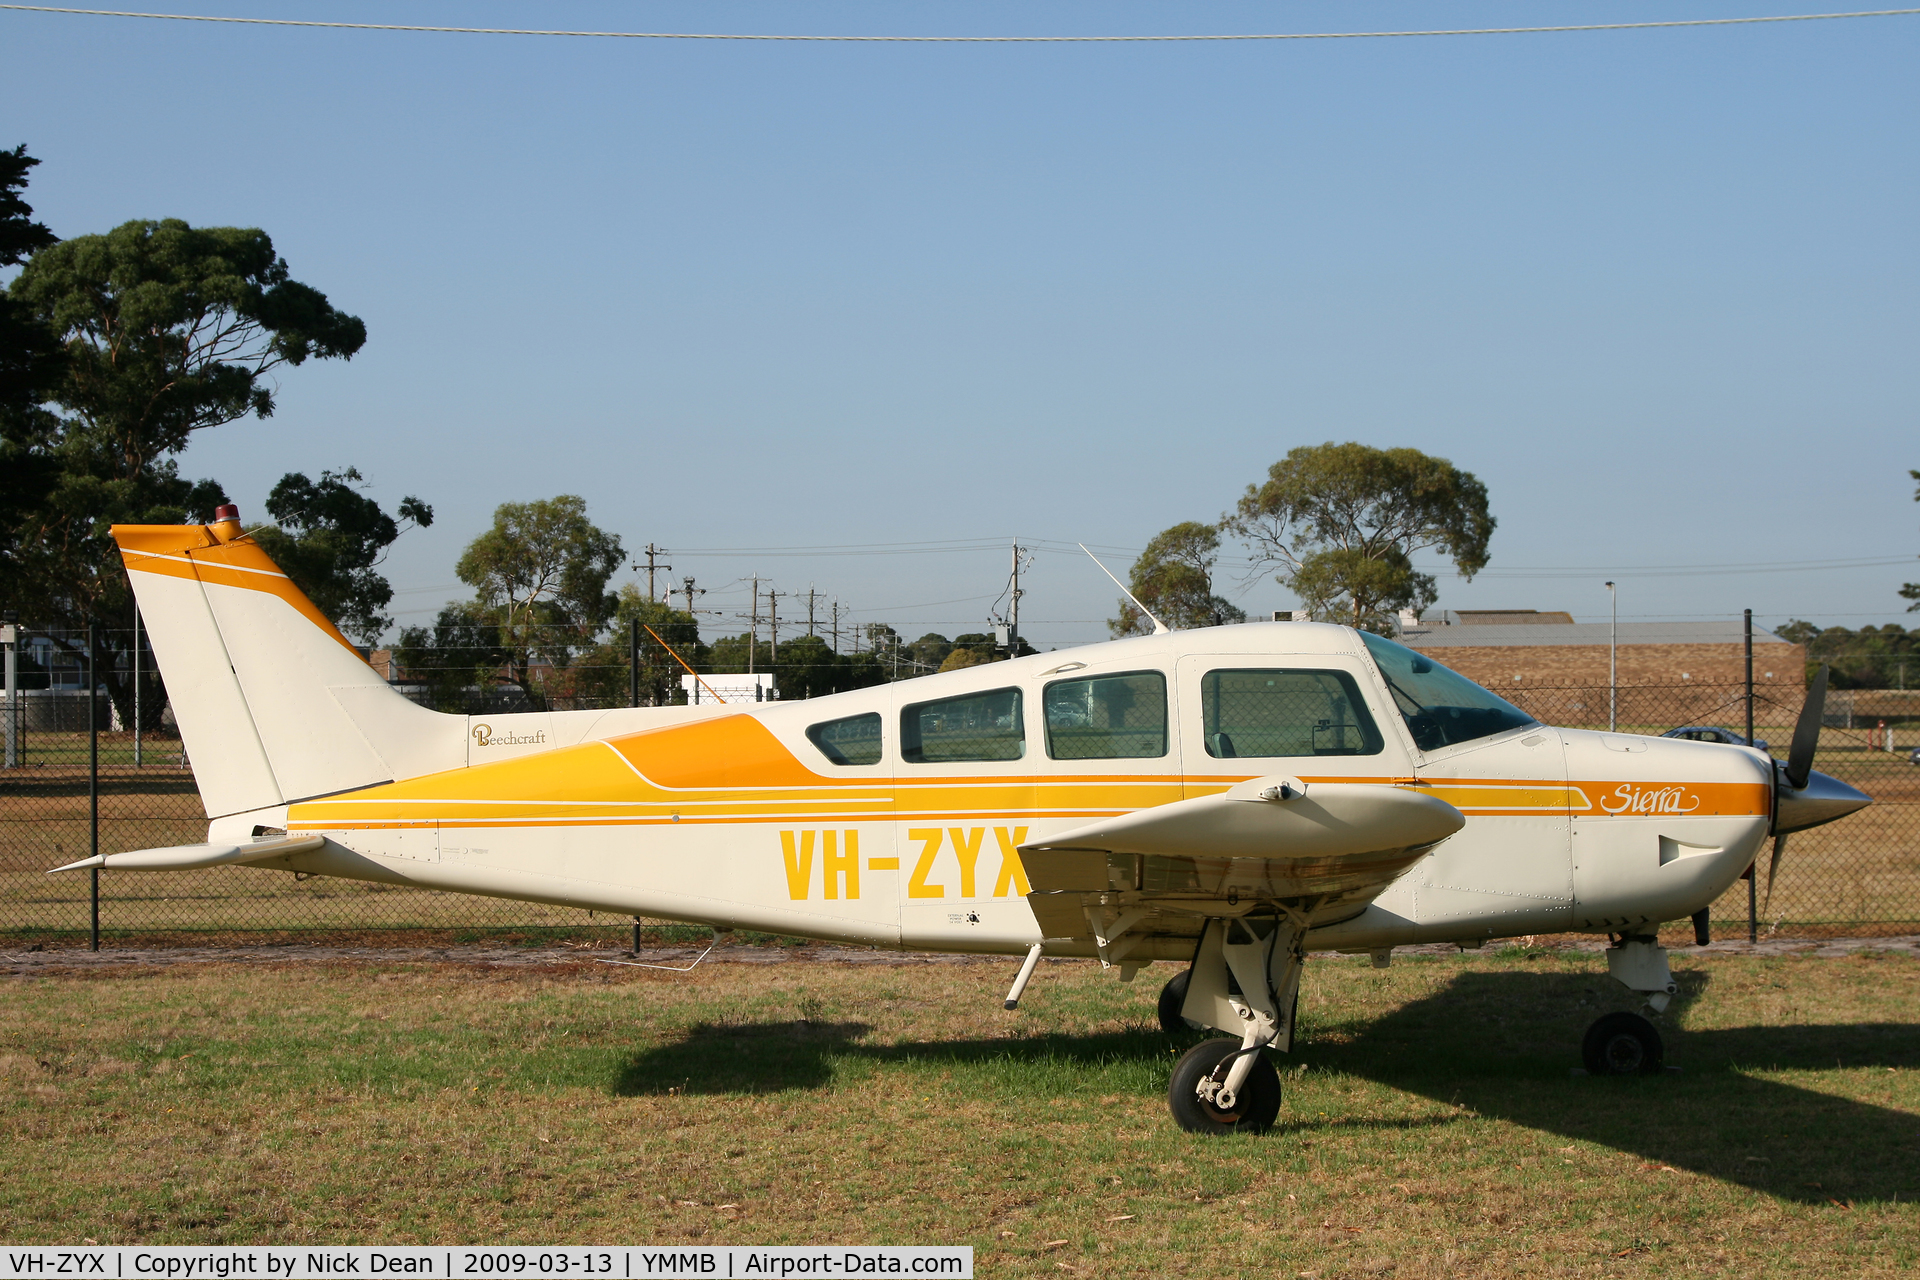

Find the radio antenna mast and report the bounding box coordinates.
[1079,543,1168,635]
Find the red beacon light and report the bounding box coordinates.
[209,503,244,543]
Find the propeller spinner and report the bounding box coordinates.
[1765,665,1872,911]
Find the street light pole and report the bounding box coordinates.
[1605,581,1617,732]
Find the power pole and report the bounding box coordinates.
[748,577,760,675]
[638,544,672,602]
[767,590,781,664]
[680,576,703,617]
[806,586,818,638]
[1009,541,1024,656]
[830,601,842,654]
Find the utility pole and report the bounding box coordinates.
[680,576,703,617]
[1009,541,1024,657]
[629,617,641,708]
[1605,581,1617,732]
[639,544,672,602]
[748,577,760,675]
[767,590,781,664]
[830,601,842,654]
[806,586,818,638]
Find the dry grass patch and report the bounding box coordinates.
[2,947,1916,1278]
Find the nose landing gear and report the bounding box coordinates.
[1581,934,1676,1076]
[1581,1010,1665,1075]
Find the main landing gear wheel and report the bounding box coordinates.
[1168,1037,1282,1135]
[1582,1011,1664,1076]
[1157,969,1203,1036]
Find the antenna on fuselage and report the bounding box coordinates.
[1079,543,1169,635]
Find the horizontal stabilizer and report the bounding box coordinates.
[49,833,325,874]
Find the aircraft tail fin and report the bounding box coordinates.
[114,507,465,819]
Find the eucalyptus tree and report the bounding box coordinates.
[1109,521,1247,636]
[6,210,363,725]
[1225,442,1494,633]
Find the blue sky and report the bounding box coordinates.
[4,2,1917,648]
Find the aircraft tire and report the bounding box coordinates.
[1156,969,1203,1036]
[1581,1012,1664,1076]
[1167,1038,1281,1135]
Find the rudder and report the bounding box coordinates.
[115,506,464,819]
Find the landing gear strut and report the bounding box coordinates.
[1164,915,1305,1135]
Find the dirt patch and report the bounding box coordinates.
[4,934,1914,976]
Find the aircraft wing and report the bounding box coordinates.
[1019,777,1462,948]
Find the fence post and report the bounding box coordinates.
[1745,609,1757,944]
[89,620,100,952]
[2,616,15,769]
[134,606,143,768]
[629,618,640,709]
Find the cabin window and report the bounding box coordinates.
[901,687,1025,763]
[1044,670,1168,760]
[806,712,883,766]
[1200,668,1384,758]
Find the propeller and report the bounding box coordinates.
[1765,665,1829,913]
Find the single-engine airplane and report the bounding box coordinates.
[55,508,1872,1133]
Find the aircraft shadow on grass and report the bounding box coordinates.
[613,968,1920,1204]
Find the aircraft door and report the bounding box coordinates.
[1173,655,1411,788]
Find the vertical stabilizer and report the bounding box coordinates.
[115,512,465,818]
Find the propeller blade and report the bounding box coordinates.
[1763,833,1787,915]
[1784,665,1829,792]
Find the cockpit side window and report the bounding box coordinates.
[1359,631,1537,751]
[1199,669,1384,758]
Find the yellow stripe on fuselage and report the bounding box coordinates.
[285,714,1771,832]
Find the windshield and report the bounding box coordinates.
[1360,631,1537,751]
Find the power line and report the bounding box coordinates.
[6,4,1918,41]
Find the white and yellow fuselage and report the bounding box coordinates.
[85,518,1791,962]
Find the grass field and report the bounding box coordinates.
[3,946,1917,1276]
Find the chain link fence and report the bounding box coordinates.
[2,630,1914,946]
